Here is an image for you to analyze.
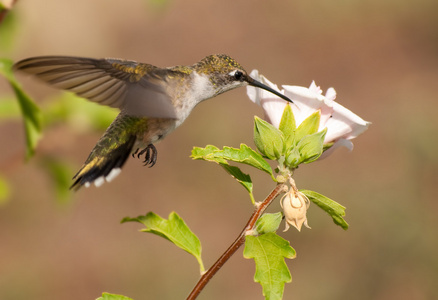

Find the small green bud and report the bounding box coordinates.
[284,128,327,169]
[284,147,301,169]
[253,116,285,160]
[253,212,283,235]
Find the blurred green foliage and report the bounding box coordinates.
[0,55,118,204]
[0,175,10,205]
[97,293,134,300]
[0,10,17,53]
[0,58,42,160]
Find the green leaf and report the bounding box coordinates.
[244,233,296,300]
[219,163,254,203]
[253,213,283,235]
[254,116,284,160]
[12,84,42,159]
[294,110,320,143]
[0,58,42,159]
[278,104,296,149]
[121,212,204,273]
[96,292,134,300]
[191,145,226,163]
[214,144,273,176]
[191,145,256,200]
[191,144,275,192]
[301,190,349,230]
[220,164,253,194]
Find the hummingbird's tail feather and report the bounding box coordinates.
[71,134,137,190]
[70,114,149,190]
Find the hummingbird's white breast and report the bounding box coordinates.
[172,71,215,127]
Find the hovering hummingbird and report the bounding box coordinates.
[14,54,292,190]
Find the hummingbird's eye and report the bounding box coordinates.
[233,70,244,81]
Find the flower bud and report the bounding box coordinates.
[253,116,284,160]
[281,189,311,232]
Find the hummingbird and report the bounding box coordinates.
[14,54,292,190]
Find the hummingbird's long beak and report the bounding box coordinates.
[247,77,293,103]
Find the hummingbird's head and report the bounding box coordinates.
[196,54,292,103]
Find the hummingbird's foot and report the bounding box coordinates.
[137,144,157,167]
[132,148,139,158]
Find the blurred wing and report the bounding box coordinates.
[13,56,177,118]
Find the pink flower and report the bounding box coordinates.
[246,70,370,154]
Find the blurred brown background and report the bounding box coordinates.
[1,0,438,299]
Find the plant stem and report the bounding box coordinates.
[186,182,287,300]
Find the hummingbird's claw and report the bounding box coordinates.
[132,148,139,158]
[137,144,157,168]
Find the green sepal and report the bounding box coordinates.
[0,58,42,160]
[285,128,326,169]
[254,116,285,160]
[300,190,349,230]
[253,212,283,235]
[121,212,205,273]
[294,110,321,144]
[278,104,296,150]
[323,141,334,152]
[244,233,296,300]
[96,293,134,300]
[297,128,327,164]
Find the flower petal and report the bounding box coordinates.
[282,85,325,126]
[325,87,337,101]
[260,99,287,128]
[246,70,282,105]
[324,101,370,143]
[319,138,354,159]
[308,81,323,95]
